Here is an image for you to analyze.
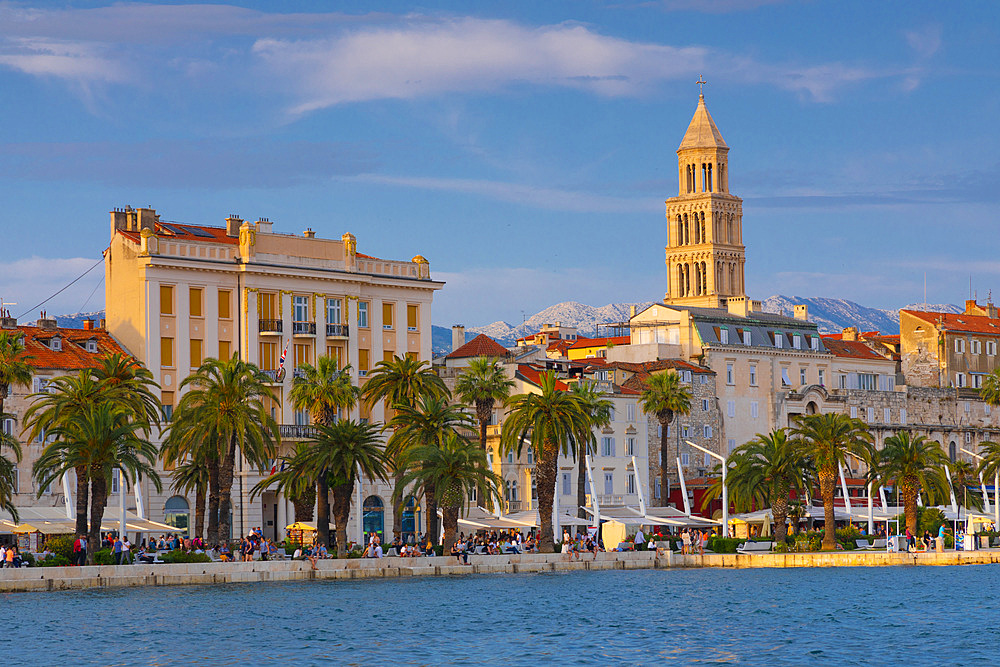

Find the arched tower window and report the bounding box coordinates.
[685,263,691,296]
[676,215,683,247]
[728,213,734,244]
[707,164,713,192]
[700,212,706,243]
[677,265,685,297]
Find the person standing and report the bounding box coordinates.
[938,524,947,552]
[113,535,124,565]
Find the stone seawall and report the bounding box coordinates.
[3,549,1000,593]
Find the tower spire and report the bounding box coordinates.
[696,74,707,98]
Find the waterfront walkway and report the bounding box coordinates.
[4,549,1000,593]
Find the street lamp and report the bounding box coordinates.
[686,440,729,538]
[961,447,999,532]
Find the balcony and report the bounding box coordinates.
[506,500,524,512]
[259,319,282,335]
[292,321,316,337]
[326,323,349,338]
[293,368,307,380]
[260,369,282,383]
[279,424,317,439]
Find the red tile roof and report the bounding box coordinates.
[567,335,630,350]
[515,364,570,391]
[118,223,238,246]
[606,359,713,374]
[14,325,130,371]
[546,339,574,355]
[901,309,1000,335]
[821,338,888,360]
[445,333,508,359]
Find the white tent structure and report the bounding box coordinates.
[0,507,175,535]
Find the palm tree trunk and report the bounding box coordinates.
[392,467,404,538]
[74,464,89,537]
[535,441,559,552]
[316,474,331,548]
[217,435,237,545]
[477,411,490,511]
[425,481,438,546]
[194,484,206,540]
[902,476,919,536]
[87,467,108,564]
[207,459,220,545]
[577,449,588,520]
[442,505,459,553]
[819,465,837,551]
[659,415,672,507]
[331,481,353,558]
[772,482,790,545]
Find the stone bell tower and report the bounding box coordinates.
[663,89,746,308]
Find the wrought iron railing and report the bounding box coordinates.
[326,323,349,337]
[292,321,316,336]
[259,319,282,333]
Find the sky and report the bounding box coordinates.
[0,1,998,327]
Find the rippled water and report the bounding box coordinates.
[2,565,996,665]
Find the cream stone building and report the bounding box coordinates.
[105,206,443,543]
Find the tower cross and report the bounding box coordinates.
[696,75,707,95]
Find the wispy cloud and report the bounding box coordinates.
[0,256,105,320]
[640,0,791,13]
[346,173,657,213]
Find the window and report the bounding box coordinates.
[858,373,877,391]
[327,298,342,325]
[986,404,992,416]
[604,473,614,495]
[294,409,310,426]
[720,328,729,344]
[562,472,572,496]
[218,340,231,360]
[1,417,12,436]
[358,349,370,374]
[780,368,791,386]
[681,452,689,466]
[818,369,825,386]
[700,374,708,385]
[850,406,858,419]
[800,368,807,385]
[743,330,752,346]
[609,407,615,422]
[681,425,689,438]
[726,363,734,385]
[601,437,615,457]
[974,374,984,389]
[161,391,174,421]
[626,404,635,422]
[839,374,847,389]
[294,343,311,368]
[793,334,801,349]
[382,302,394,329]
[965,401,971,413]
[626,473,636,495]
[326,345,343,368]
[258,292,277,320]
[160,285,174,315]
[973,340,982,354]
[625,437,635,456]
[218,289,231,319]
[160,337,174,367]
[884,408,891,423]
[50,337,61,351]
[111,469,120,495]
[774,333,783,349]
[189,339,202,368]
[749,364,757,386]
[966,432,973,444]
[358,302,369,328]
[899,408,907,425]
[189,287,203,317]
[703,425,712,438]
[654,479,661,499]
[750,401,759,419]
[407,305,418,331]
[727,439,736,453]
[727,400,735,418]
[989,340,997,356]
[702,399,710,412]
[867,407,874,422]
[293,295,309,322]
[811,336,820,351]
[956,339,965,353]
[9,466,16,494]
[506,480,518,502]
[955,373,966,388]
[259,342,277,370]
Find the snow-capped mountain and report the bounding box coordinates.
[467,301,655,347]
[760,296,962,335]
[25,311,104,328]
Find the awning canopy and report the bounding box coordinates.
[0,507,176,534]
[505,509,590,528]
[457,507,533,530]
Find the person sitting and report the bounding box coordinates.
[451,541,469,564]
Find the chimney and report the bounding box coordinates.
[303,228,315,238]
[225,214,243,238]
[137,207,157,233]
[842,327,858,342]
[99,318,106,329]
[727,296,749,318]
[38,311,57,330]
[793,304,809,321]
[0,310,15,329]
[452,325,466,352]
[255,218,272,234]
[110,207,130,234]
[629,305,637,318]
[83,319,94,331]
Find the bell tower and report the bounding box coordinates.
[664,87,746,308]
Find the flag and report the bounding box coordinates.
[278,339,290,371]
[270,459,278,475]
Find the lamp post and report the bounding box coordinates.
[961,447,999,534]
[686,440,728,538]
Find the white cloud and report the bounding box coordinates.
[0,37,128,83]
[0,256,105,320]
[346,173,657,213]
[905,25,942,60]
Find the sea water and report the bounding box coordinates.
[2,566,995,665]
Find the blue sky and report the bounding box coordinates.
[0,1,998,326]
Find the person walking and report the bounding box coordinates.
[113,535,124,565]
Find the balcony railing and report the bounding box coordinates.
[293,368,306,379]
[506,500,524,512]
[326,323,349,338]
[292,321,316,336]
[259,319,282,334]
[279,424,317,439]
[261,369,282,383]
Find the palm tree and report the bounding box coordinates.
[305,420,390,557]
[250,442,317,526]
[502,371,590,552]
[388,395,474,543]
[361,355,447,539]
[0,413,22,523]
[704,429,813,544]
[950,459,983,516]
[289,357,360,548]
[639,370,692,507]
[868,431,949,536]
[0,329,33,419]
[92,353,162,428]
[38,403,161,560]
[975,441,1000,512]
[164,357,279,544]
[791,413,874,550]
[171,459,210,540]
[570,382,613,520]
[455,356,514,452]
[980,369,1000,408]
[396,431,503,552]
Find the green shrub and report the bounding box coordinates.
[20,552,35,567]
[39,554,71,567]
[159,549,211,564]
[93,548,115,565]
[284,542,301,556]
[44,534,76,561]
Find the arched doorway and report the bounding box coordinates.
[806,401,818,415]
[949,442,957,462]
[164,495,190,536]
[363,495,384,543]
[401,496,421,544]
